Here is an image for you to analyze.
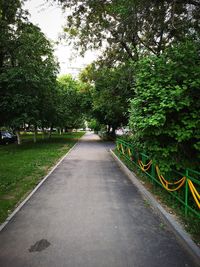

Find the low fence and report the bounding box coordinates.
[116,138,200,219]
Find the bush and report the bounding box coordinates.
[129,40,200,173]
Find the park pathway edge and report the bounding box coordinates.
[110,149,200,267]
[0,138,82,232]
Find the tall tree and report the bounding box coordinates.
[0,0,24,71]
[0,20,59,143]
[0,0,25,129]
[129,40,200,172]
[57,0,200,63]
[56,75,85,131]
[80,62,135,134]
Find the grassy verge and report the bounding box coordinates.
[0,132,85,224]
[114,149,200,246]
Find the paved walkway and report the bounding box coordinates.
[0,133,198,267]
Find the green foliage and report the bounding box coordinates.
[87,119,101,132]
[129,40,200,172]
[0,2,59,132]
[56,75,86,129]
[77,80,93,119]
[1,23,58,127]
[81,62,135,133]
[59,0,200,63]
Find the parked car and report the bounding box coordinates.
[0,131,17,145]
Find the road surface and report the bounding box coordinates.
[0,132,198,267]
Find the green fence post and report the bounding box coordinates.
[185,169,189,217]
[132,147,136,164]
[151,163,155,184]
[135,150,138,165]
[119,141,122,155]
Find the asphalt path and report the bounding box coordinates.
[0,132,198,267]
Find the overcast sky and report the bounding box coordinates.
[24,0,99,77]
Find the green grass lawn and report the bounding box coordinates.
[0,132,85,223]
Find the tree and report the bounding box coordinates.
[56,75,85,131]
[0,0,25,71]
[0,0,23,128]
[58,0,200,63]
[129,40,200,172]
[57,0,200,172]
[87,118,101,132]
[0,20,59,143]
[80,62,135,135]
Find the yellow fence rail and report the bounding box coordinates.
[116,138,200,218]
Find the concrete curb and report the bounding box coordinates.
[110,149,200,266]
[0,140,80,232]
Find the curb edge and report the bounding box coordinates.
[0,140,80,232]
[110,149,200,266]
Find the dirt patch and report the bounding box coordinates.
[0,194,15,200]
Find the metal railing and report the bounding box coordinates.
[116,138,200,219]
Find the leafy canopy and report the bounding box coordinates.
[79,62,135,133]
[58,0,200,63]
[129,40,200,172]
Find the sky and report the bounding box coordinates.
[24,0,99,77]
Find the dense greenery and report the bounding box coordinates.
[0,23,58,133]
[0,1,58,142]
[79,62,135,134]
[58,0,200,171]
[56,75,87,130]
[129,40,200,172]
[80,63,133,134]
[0,1,89,143]
[59,0,200,62]
[0,0,199,238]
[1,0,199,172]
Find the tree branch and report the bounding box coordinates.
[176,0,200,7]
[136,35,157,55]
[120,40,134,60]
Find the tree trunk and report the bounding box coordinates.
[33,126,37,143]
[111,126,116,137]
[107,125,111,134]
[49,125,53,139]
[16,130,21,145]
[42,127,45,140]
